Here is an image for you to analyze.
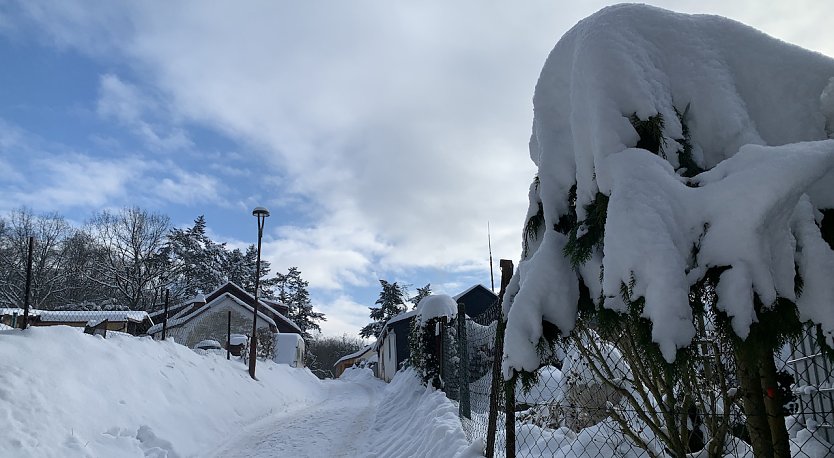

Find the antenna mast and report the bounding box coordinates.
[488,222,495,293]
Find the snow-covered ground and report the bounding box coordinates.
[210,369,384,457]
[0,327,478,457]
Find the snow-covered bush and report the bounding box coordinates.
[409,295,459,388]
[503,4,834,456]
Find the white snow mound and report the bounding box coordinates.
[416,294,458,325]
[504,4,834,375]
[0,326,323,457]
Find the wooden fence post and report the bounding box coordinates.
[486,259,514,457]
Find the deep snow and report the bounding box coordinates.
[0,326,324,457]
[0,327,479,457]
[210,369,384,457]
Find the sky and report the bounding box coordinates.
[1,1,832,339]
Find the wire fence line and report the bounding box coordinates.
[441,300,505,447]
[432,298,834,457]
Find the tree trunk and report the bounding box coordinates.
[759,354,791,458]
[735,341,774,458]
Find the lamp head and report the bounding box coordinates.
[252,207,270,218]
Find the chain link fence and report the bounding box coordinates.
[509,319,834,458]
[1,306,155,337]
[442,300,505,449]
[433,299,834,457]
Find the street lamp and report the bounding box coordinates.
[248,206,270,379]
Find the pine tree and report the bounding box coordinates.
[274,267,326,339]
[360,280,407,339]
[409,283,432,310]
[165,215,228,301]
[224,244,276,298]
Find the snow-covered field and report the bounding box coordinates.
[0,326,478,457]
[0,326,323,457]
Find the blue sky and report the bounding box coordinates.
[1,1,832,338]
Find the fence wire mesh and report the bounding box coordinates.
[509,320,834,458]
[0,306,155,337]
[442,300,506,450]
[436,301,834,457]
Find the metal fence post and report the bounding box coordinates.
[505,373,516,458]
[161,289,169,340]
[435,316,446,389]
[457,301,471,419]
[21,236,34,330]
[227,310,232,360]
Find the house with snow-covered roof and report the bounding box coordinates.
[147,281,302,349]
[0,307,154,336]
[372,285,499,382]
[375,309,417,382]
[453,284,498,318]
[334,344,377,378]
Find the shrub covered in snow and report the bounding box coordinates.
[409,294,460,387]
[503,4,834,457]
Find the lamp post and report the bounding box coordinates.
[248,206,270,379]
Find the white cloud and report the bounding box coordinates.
[314,293,376,340]
[96,73,192,151]
[0,119,232,214]
[151,167,228,207]
[5,0,834,335]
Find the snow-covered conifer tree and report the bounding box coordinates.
[503,5,834,456]
[274,267,325,339]
[360,280,407,339]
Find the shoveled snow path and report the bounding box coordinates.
[209,377,382,458]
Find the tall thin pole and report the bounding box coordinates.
[488,222,495,293]
[227,310,232,361]
[21,236,34,330]
[249,213,266,379]
[161,289,169,340]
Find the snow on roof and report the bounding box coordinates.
[147,282,303,335]
[334,345,373,366]
[415,295,458,326]
[0,308,36,316]
[1,308,149,323]
[213,282,302,333]
[452,284,494,301]
[148,292,278,335]
[37,310,150,323]
[385,309,417,326]
[503,4,834,375]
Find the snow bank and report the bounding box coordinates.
[339,366,375,381]
[366,369,482,458]
[416,294,458,326]
[505,4,834,374]
[0,326,323,457]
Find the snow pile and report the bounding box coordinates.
[366,369,482,458]
[339,366,375,381]
[516,365,563,405]
[0,326,323,457]
[415,294,458,325]
[504,4,834,373]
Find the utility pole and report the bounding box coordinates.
[488,222,495,293]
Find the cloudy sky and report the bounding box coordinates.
[1,1,832,338]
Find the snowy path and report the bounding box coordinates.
[209,377,382,458]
